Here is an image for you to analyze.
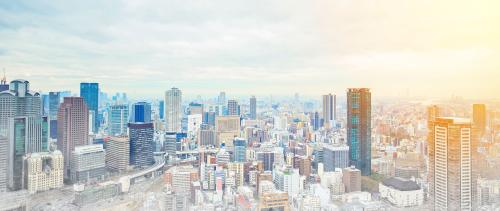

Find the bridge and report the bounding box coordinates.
[119,153,166,192]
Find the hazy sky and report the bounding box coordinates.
[1,0,499,99]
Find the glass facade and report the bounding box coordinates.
[347,88,371,176]
[80,83,99,132]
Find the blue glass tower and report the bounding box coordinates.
[347,88,371,176]
[128,122,154,167]
[80,83,99,132]
[159,100,164,119]
[130,102,151,123]
[233,138,246,162]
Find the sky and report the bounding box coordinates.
[1,0,499,99]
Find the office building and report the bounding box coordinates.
[165,87,182,132]
[227,162,245,187]
[0,137,7,192]
[199,125,216,146]
[24,150,64,193]
[342,166,361,193]
[322,93,336,127]
[202,111,216,126]
[218,92,226,106]
[80,83,99,132]
[71,144,106,183]
[130,102,151,123]
[379,177,424,207]
[164,132,177,157]
[0,79,42,138]
[188,102,203,116]
[273,166,301,197]
[108,104,129,136]
[215,115,240,147]
[8,116,49,190]
[233,138,247,162]
[48,91,60,139]
[428,117,473,210]
[105,136,129,171]
[164,165,199,193]
[227,99,240,116]
[473,104,486,135]
[57,97,89,178]
[323,144,349,172]
[347,88,371,176]
[128,123,154,167]
[159,100,164,120]
[249,96,257,120]
[256,147,278,172]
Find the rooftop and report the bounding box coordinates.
[381,177,420,191]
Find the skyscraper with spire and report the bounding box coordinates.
[0,70,8,92]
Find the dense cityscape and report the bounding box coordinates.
[0,77,498,210]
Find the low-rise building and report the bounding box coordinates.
[379,177,424,207]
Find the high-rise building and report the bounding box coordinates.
[273,166,301,197]
[250,96,257,120]
[256,147,278,172]
[57,97,89,178]
[0,137,7,192]
[130,102,151,123]
[215,116,240,147]
[165,87,182,132]
[199,125,216,146]
[0,80,42,137]
[105,136,129,171]
[8,116,49,190]
[342,166,361,193]
[322,93,336,127]
[80,83,99,132]
[48,91,61,139]
[128,123,154,167]
[202,111,216,126]
[71,144,106,183]
[227,99,240,116]
[23,150,64,193]
[109,104,129,136]
[159,100,164,120]
[323,144,349,172]
[428,117,473,211]
[188,102,203,116]
[347,88,371,176]
[473,104,486,135]
[218,92,226,106]
[164,132,177,157]
[233,138,247,162]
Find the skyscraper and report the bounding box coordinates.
[322,93,336,127]
[48,91,60,139]
[80,83,99,132]
[233,138,247,162]
[323,144,349,172]
[8,116,49,190]
[472,104,486,135]
[108,104,129,136]
[159,100,164,120]
[0,80,42,137]
[218,92,226,106]
[227,99,240,116]
[347,88,371,176]
[250,96,257,120]
[188,102,203,116]
[165,87,182,132]
[57,97,89,178]
[130,102,151,123]
[128,122,154,167]
[428,117,473,211]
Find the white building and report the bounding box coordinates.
[273,166,300,197]
[187,114,202,137]
[379,177,424,207]
[165,87,182,132]
[320,168,345,200]
[24,150,64,193]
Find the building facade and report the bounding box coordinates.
[108,104,129,136]
[24,150,64,193]
[80,83,99,132]
[128,123,154,167]
[347,88,371,176]
[71,144,106,183]
[165,87,182,132]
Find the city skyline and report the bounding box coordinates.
[1,1,499,99]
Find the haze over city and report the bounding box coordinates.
[1,0,499,99]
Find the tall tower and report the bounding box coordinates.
[109,104,129,136]
[130,102,151,123]
[250,96,257,120]
[57,97,89,178]
[165,87,182,132]
[322,93,336,127]
[346,88,371,176]
[472,104,486,135]
[80,83,99,132]
[428,117,473,211]
[227,99,240,116]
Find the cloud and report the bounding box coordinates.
[0,0,499,100]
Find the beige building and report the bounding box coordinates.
[24,150,64,193]
[227,162,245,187]
[215,116,240,147]
[105,136,129,171]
